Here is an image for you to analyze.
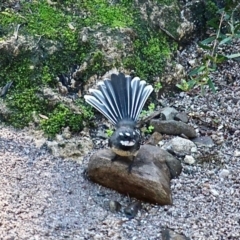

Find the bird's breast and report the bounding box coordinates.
[111,146,138,157]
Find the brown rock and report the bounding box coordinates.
[146,131,163,146]
[88,145,182,205]
[150,119,197,138]
[162,227,190,240]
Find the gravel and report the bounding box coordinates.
[1,41,240,239]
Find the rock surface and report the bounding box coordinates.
[150,119,197,138]
[162,136,197,156]
[191,136,215,147]
[162,227,190,240]
[146,131,163,145]
[174,112,189,123]
[160,107,178,120]
[88,145,182,205]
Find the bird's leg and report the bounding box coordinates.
[111,155,118,162]
[127,155,135,174]
[127,151,138,174]
[111,154,135,174]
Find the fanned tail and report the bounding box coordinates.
[84,73,153,125]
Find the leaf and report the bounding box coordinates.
[227,22,234,34]
[204,54,215,61]
[187,79,196,89]
[207,78,216,93]
[0,11,13,17]
[226,53,240,59]
[207,19,219,29]
[198,43,213,50]
[234,22,240,32]
[200,36,216,45]
[219,36,232,45]
[176,79,188,91]
[215,54,228,63]
[216,32,225,41]
[189,66,206,76]
[176,78,196,92]
[209,64,217,71]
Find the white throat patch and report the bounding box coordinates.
[120,140,135,146]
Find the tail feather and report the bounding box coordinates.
[116,73,127,118]
[131,79,146,119]
[125,76,132,117]
[130,77,140,119]
[84,95,117,124]
[111,73,131,119]
[84,73,153,125]
[99,80,121,119]
[134,85,153,120]
[88,88,119,123]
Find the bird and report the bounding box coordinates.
[84,72,153,172]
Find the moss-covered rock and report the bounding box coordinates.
[0,0,196,136]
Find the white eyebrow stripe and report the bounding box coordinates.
[125,132,130,136]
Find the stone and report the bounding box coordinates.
[210,188,219,197]
[88,145,183,205]
[234,150,240,157]
[219,169,230,178]
[174,112,189,123]
[146,131,163,146]
[0,100,12,122]
[109,200,121,213]
[163,137,197,156]
[162,227,190,240]
[150,119,197,138]
[124,201,141,219]
[160,107,178,120]
[62,126,72,139]
[184,155,196,165]
[164,154,183,179]
[188,59,196,67]
[191,136,214,147]
[46,136,93,162]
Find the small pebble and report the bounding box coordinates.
[210,188,219,196]
[124,202,142,219]
[219,169,230,178]
[184,155,196,165]
[234,150,240,157]
[109,200,121,213]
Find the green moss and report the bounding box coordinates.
[90,51,108,75]
[124,29,176,81]
[0,0,177,135]
[205,1,219,24]
[82,0,133,27]
[0,1,92,132]
[40,101,93,137]
[7,88,47,128]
